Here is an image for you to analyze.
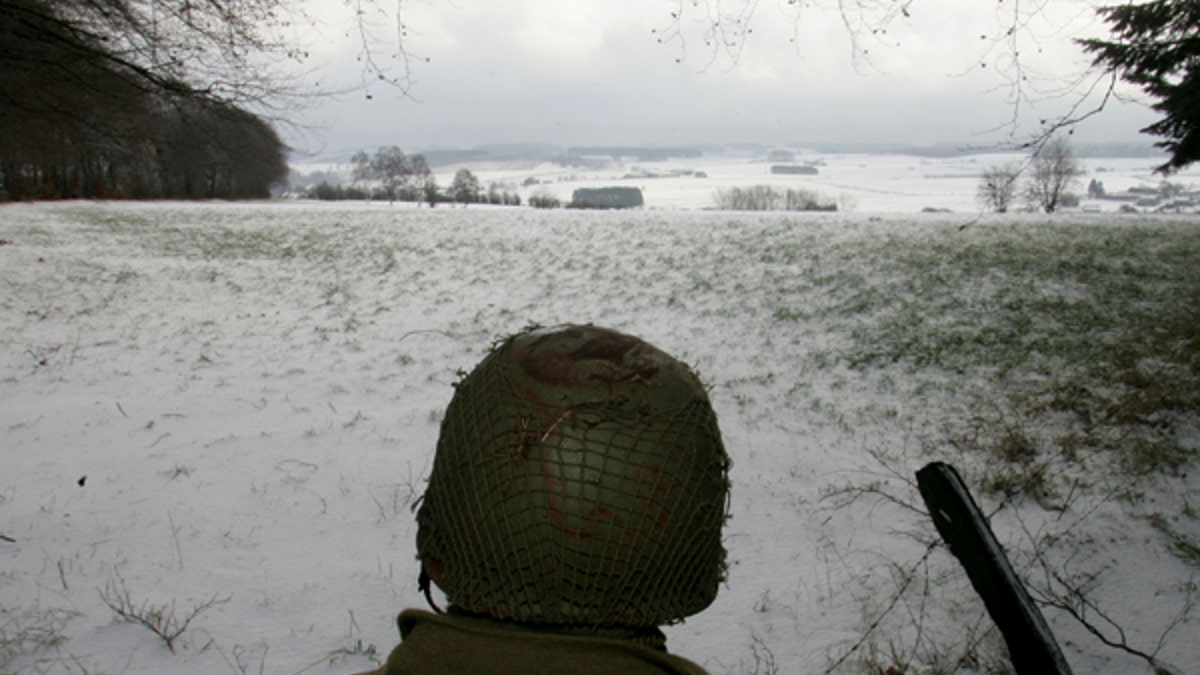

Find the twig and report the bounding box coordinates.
[167,509,184,571]
[749,631,779,675]
[98,573,229,653]
[395,328,455,343]
[823,539,940,673]
[208,637,269,675]
[1031,556,1186,674]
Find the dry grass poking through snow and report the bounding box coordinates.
[0,201,1197,674]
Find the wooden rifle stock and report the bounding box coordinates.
[915,462,1073,675]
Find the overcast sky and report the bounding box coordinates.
[287,0,1160,155]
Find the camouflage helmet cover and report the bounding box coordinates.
[416,324,730,627]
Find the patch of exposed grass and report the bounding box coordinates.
[1022,300,1200,482]
[831,222,1200,377]
[794,220,1200,492]
[0,607,77,671]
[1148,514,1200,569]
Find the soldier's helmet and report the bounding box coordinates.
[416,324,731,627]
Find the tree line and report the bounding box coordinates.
[0,0,288,200]
[712,185,837,212]
[2,0,1197,204]
[305,147,520,206]
[977,135,1084,214]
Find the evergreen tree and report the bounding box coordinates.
[1079,0,1200,173]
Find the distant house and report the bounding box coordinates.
[770,165,819,175]
[570,186,644,209]
[1158,198,1197,213]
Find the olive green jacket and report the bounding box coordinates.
[354,609,710,675]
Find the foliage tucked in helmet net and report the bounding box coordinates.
[417,324,731,627]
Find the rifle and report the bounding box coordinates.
[915,462,1073,675]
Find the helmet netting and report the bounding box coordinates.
[417,326,730,627]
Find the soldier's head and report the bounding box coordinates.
[415,324,730,627]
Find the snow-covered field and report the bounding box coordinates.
[2,201,1198,674]
[299,149,1198,213]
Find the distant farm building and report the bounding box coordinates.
[771,165,819,175]
[570,186,645,209]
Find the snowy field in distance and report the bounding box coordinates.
[295,149,1198,213]
[1,202,1197,674]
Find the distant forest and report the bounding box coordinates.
[0,0,288,200]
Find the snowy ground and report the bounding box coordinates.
[2,201,1198,674]
[298,149,1198,213]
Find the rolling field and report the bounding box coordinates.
[2,200,1198,674]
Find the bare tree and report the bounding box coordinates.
[653,0,914,67]
[449,169,481,206]
[351,151,374,188]
[409,155,438,207]
[649,1,1146,152]
[0,0,290,200]
[371,146,413,203]
[0,0,314,111]
[1025,135,1083,213]
[978,163,1022,213]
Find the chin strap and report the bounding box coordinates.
[418,568,444,614]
